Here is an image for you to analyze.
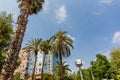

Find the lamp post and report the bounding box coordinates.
[75,59,83,80]
[90,69,95,80]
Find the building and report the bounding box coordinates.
[14,50,58,79]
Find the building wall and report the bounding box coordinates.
[16,50,57,76]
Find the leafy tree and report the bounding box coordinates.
[82,69,92,80]
[50,30,74,80]
[0,11,13,72]
[0,0,44,80]
[110,48,120,79]
[23,38,43,80]
[91,54,111,80]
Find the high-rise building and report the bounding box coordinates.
[14,50,58,79]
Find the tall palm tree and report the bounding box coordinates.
[50,30,74,80]
[23,38,42,80]
[55,61,71,80]
[0,0,44,80]
[40,40,51,80]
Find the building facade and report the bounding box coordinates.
[15,50,58,79]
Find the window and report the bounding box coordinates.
[39,69,41,72]
[39,63,41,66]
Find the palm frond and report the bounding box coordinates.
[17,0,45,15]
[50,30,74,58]
[23,38,42,55]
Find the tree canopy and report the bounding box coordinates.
[0,11,13,72]
[110,48,120,79]
[91,54,111,80]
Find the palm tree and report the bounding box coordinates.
[0,0,44,80]
[55,61,71,80]
[23,38,42,80]
[50,30,74,80]
[40,40,51,80]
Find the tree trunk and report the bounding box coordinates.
[59,53,63,80]
[32,53,37,80]
[41,53,46,80]
[0,1,30,80]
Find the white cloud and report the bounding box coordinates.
[55,5,67,23]
[67,34,75,41]
[112,32,120,43]
[99,0,113,5]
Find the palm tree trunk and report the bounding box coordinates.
[0,1,30,80]
[41,53,46,80]
[59,53,63,80]
[32,54,37,80]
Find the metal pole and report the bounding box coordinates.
[79,66,83,80]
[90,69,94,80]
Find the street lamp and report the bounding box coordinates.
[75,59,83,80]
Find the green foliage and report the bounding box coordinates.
[23,38,43,80]
[50,30,74,80]
[70,69,92,80]
[68,73,77,80]
[0,11,13,72]
[12,73,21,80]
[50,30,74,58]
[54,61,71,80]
[23,38,43,54]
[40,40,52,80]
[82,69,92,80]
[76,71,81,80]
[16,58,21,68]
[43,74,53,80]
[40,40,51,54]
[0,11,13,48]
[91,54,111,80]
[117,75,120,80]
[110,48,120,79]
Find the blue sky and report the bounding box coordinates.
[1,0,120,72]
